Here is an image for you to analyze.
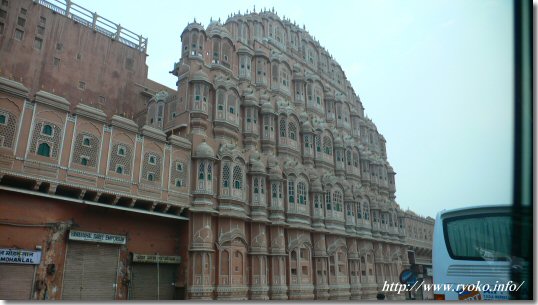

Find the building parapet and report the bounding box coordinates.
[34,0,148,52]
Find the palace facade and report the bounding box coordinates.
[0,0,433,300]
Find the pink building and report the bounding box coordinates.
[0,0,433,300]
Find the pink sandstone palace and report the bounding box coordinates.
[0,0,434,300]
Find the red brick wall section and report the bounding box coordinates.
[0,189,189,300]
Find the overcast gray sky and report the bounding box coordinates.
[75,0,514,218]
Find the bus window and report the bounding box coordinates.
[444,214,512,261]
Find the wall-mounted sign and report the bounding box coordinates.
[132,253,182,264]
[69,230,126,245]
[0,248,42,264]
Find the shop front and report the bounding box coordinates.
[129,253,182,300]
[0,248,41,300]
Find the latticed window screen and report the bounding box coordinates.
[288,122,296,140]
[323,136,332,155]
[170,160,187,189]
[333,191,343,212]
[233,165,242,189]
[315,135,321,152]
[142,152,161,181]
[222,163,230,188]
[253,177,259,194]
[279,118,286,137]
[207,162,212,180]
[74,133,99,168]
[198,161,205,179]
[0,111,16,148]
[304,135,310,148]
[31,122,61,158]
[109,143,132,175]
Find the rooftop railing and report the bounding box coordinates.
[34,0,148,52]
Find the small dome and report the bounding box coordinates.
[182,22,204,36]
[191,68,210,83]
[194,140,215,158]
[310,178,322,192]
[334,137,344,148]
[206,21,231,39]
[249,153,266,173]
[261,101,274,114]
[301,120,313,133]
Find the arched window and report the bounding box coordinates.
[217,91,225,111]
[363,201,370,220]
[272,63,279,83]
[346,150,352,166]
[325,190,331,210]
[279,118,287,137]
[297,181,307,204]
[147,172,155,181]
[233,165,242,189]
[333,190,343,212]
[304,135,310,148]
[288,122,296,140]
[288,180,295,203]
[314,194,321,208]
[116,165,123,174]
[357,202,362,219]
[323,136,332,155]
[42,124,53,136]
[148,155,156,165]
[222,163,230,188]
[37,142,50,157]
[353,151,359,167]
[117,146,126,156]
[212,38,220,63]
[0,114,5,124]
[315,135,321,152]
[80,156,89,166]
[253,177,259,194]
[198,161,205,180]
[228,94,236,114]
[222,42,231,66]
[207,163,212,180]
[191,32,198,55]
[82,137,91,147]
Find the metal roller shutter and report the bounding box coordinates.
[0,264,35,300]
[130,263,177,300]
[62,242,119,300]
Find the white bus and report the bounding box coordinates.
[432,206,515,301]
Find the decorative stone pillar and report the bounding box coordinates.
[268,226,287,300]
[312,233,329,300]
